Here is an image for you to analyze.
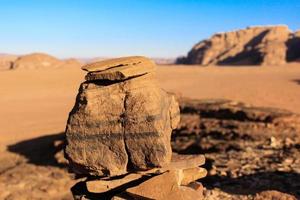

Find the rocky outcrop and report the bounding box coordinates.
[65,56,181,177]
[178,25,300,66]
[287,30,300,61]
[10,53,82,69]
[0,54,17,70]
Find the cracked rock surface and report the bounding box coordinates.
[177,25,300,66]
[65,56,180,176]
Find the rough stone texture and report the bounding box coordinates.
[82,56,156,81]
[84,153,207,194]
[125,170,181,199]
[171,153,205,169]
[82,56,155,72]
[254,190,297,200]
[65,57,180,176]
[125,170,204,200]
[171,98,300,199]
[187,182,203,192]
[181,167,207,185]
[177,25,300,66]
[163,186,203,200]
[287,30,300,62]
[86,173,144,193]
[175,98,300,141]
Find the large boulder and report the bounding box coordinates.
[65,56,180,176]
[177,25,292,66]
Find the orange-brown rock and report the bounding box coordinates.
[254,190,297,200]
[65,56,180,176]
[177,25,298,66]
[181,167,207,185]
[84,56,156,81]
[287,30,300,62]
[125,170,180,199]
[125,170,204,200]
[85,153,207,194]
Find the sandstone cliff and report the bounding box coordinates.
[177,25,300,66]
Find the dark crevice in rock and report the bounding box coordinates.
[122,92,135,172]
[84,72,148,86]
[286,35,300,61]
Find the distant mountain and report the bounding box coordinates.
[0,53,82,70]
[177,25,300,66]
[0,52,175,71]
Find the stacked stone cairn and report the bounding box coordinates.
[65,56,207,199]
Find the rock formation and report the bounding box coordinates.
[177,25,300,66]
[0,54,17,70]
[287,30,300,62]
[10,53,82,69]
[65,56,207,199]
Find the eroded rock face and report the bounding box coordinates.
[287,30,300,62]
[177,25,299,66]
[65,56,180,176]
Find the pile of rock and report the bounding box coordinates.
[65,56,206,199]
[177,25,300,66]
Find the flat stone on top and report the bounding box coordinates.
[82,56,155,72]
[83,56,156,81]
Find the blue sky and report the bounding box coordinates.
[0,0,299,58]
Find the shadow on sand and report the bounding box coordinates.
[292,79,300,85]
[7,132,66,168]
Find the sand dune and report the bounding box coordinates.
[1,64,300,147]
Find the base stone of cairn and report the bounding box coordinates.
[65,56,206,199]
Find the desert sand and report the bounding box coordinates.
[1,64,300,148]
